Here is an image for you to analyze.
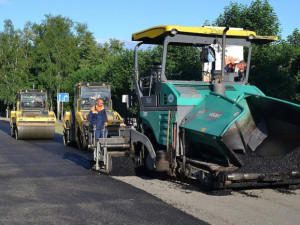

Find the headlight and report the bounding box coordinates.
[171,29,177,35]
[248,34,254,40]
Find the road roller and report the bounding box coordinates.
[62,82,124,150]
[10,89,56,140]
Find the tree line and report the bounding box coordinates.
[0,0,299,118]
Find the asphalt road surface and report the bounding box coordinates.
[0,120,206,225]
[1,119,300,225]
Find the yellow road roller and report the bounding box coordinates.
[62,82,124,150]
[10,89,56,140]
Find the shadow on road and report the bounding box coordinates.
[62,152,91,169]
[0,120,11,136]
[0,120,91,170]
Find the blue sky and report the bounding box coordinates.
[0,0,299,48]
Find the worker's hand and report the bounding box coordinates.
[104,122,108,127]
[83,121,90,128]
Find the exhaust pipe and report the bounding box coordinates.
[213,27,229,96]
[221,27,229,81]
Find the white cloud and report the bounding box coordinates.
[95,39,108,44]
[96,38,152,50]
[96,38,136,50]
[120,38,137,50]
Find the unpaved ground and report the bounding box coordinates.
[113,176,300,225]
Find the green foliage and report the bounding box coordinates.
[250,43,297,100]
[214,0,280,36]
[165,45,202,80]
[0,20,30,107]
[61,39,131,112]
[76,23,104,68]
[215,0,300,103]
[203,20,211,26]
[29,15,80,108]
[0,2,299,117]
[286,29,300,103]
[62,64,109,110]
[107,38,125,55]
[102,49,134,117]
[214,2,248,29]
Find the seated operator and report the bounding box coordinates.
[225,60,247,81]
[87,97,108,139]
[34,97,45,108]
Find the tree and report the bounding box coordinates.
[107,38,125,55]
[214,0,280,36]
[102,49,134,117]
[29,15,80,116]
[0,20,30,116]
[61,39,128,112]
[250,42,297,100]
[286,29,300,102]
[62,64,108,110]
[76,23,107,69]
[21,22,36,89]
[249,29,300,102]
[0,15,131,117]
[165,45,202,80]
[213,0,300,102]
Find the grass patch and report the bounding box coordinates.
[55,122,63,134]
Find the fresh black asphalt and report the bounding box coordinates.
[0,120,208,225]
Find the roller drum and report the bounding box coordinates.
[17,125,55,140]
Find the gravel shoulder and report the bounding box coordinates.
[113,176,300,225]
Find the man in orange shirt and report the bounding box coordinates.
[87,98,108,139]
[225,60,247,81]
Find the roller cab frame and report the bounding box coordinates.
[130,25,300,189]
[10,89,56,140]
[62,82,155,173]
[62,82,123,151]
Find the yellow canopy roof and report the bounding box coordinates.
[132,25,278,44]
